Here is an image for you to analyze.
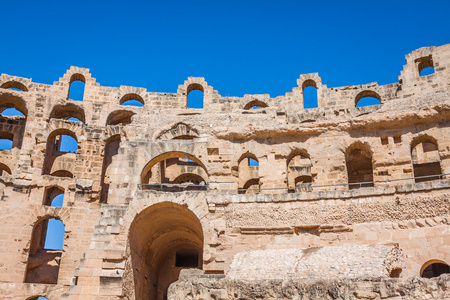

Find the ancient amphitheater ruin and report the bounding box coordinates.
[0,43,449,299]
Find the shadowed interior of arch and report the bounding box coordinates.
[141,152,208,191]
[42,131,78,177]
[411,138,442,182]
[421,260,450,278]
[101,135,121,203]
[0,81,28,91]
[287,151,313,192]
[243,100,268,110]
[25,218,65,284]
[345,143,374,189]
[128,202,204,300]
[238,154,260,194]
[43,186,65,207]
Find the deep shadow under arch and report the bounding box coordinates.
[128,202,203,300]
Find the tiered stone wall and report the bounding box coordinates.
[0,43,448,299]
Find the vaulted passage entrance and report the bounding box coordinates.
[128,202,203,300]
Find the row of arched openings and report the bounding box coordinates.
[3,76,205,109]
[244,88,382,110]
[0,77,380,110]
[138,134,443,194]
[237,136,443,194]
[68,74,205,109]
[2,55,437,111]
[42,130,120,203]
[9,75,381,109]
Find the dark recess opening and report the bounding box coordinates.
[175,251,198,268]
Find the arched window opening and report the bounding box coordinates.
[49,103,86,124]
[355,91,382,107]
[0,139,13,151]
[100,135,121,203]
[141,152,208,192]
[356,97,381,107]
[345,142,374,189]
[420,67,435,76]
[416,55,434,77]
[119,93,145,107]
[43,186,64,206]
[51,170,73,178]
[59,135,78,153]
[240,178,260,194]
[238,154,260,194]
[303,86,318,109]
[25,218,65,284]
[411,137,442,182]
[302,80,318,109]
[187,84,204,109]
[1,81,28,92]
[0,132,14,151]
[68,74,86,101]
[1,107,25,117]
[294,175,313,192]
[249,158,259,166]
[421,261,450,278]
[128,202,203,300]
[0,163,12,177]
[157,122,199,140]
[122,100,143,107]
[172,173,207,191]
[243,100,268,110]
[106,110,135,126]
[0,94,28,117]
[27,297,49,300]
[43,130,78,177]
[287,151,313,193]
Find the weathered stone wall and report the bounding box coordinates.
[0,43,448,299]
[169,270,450,300]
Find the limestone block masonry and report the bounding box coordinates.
[0,43,449,299]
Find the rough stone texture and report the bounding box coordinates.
[0,44,448,299]
[169,270,450,300]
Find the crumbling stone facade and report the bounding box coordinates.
[0,44,449,299]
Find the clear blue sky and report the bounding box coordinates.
[1,0,449,98]
[1,1,449,256]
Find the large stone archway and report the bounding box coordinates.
[128,202,204,300]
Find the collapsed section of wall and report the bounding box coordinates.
[169,270,450,300]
